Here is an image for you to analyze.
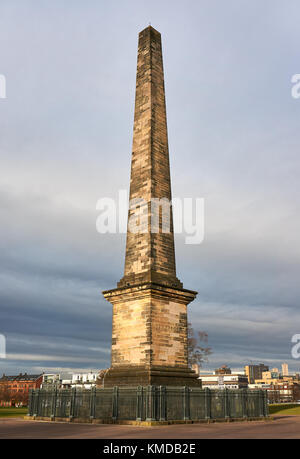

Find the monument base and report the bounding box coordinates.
[103,283,198,380]
[103,365,201,387]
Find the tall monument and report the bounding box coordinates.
[103,26,199,387]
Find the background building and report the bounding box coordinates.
[246,362,300,402]
[0,373,42,406]
[201,373,248,389]
[41,373,72,389]
[282,363,289,377]
[215,365,231,375]
[245,364,269,384]
[267,382,300,403]
[71,372,98,389]
[41,371,99,390]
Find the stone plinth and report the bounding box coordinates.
[103,283,199,387]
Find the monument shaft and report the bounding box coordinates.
[103,26,198,387]
[118,26,181,290]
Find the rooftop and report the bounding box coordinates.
[0,373,42,382]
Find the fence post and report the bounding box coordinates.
[263,390,268,417]
[69,387,76,420]
[183,386,190,420]
[242,388,247,418]
[159,386,166,421]
[51,388,57,420]
[90,386,96,420]
[258,390,263,417]
[112,386,119,421]
[224,388,230,419]
[33,388,40,417]
[146,385,156,421]
[205,388,211,420]
[136,386,143,421]
[28,389,33,416]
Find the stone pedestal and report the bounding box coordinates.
[103,283,200,387]
[102,366,200,387]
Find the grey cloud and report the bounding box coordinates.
[0,0,300,374]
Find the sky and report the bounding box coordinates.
[0,0,300,376]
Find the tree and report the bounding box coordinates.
[188,322,212,369]
[0,383,12,406]
[14,390,29,407]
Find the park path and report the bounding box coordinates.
[0,415,300,439]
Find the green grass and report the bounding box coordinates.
[0,407,28,418]
[269,404,300,415]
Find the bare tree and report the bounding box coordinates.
[188,322,212,369]
[0,383,11,405]
[14,390,29,407]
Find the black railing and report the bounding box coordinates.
[28,386,268,421]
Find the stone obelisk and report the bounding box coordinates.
[103,26,199,387]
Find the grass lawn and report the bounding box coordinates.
[269,404,300,415]
[0,407,28,418]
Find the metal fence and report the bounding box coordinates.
[28,386,268,421]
